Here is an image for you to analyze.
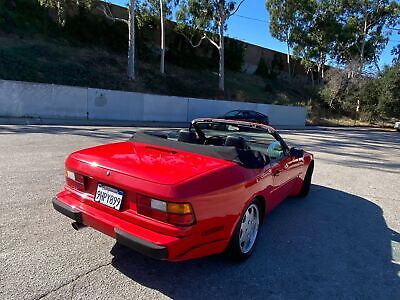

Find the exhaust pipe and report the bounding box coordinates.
[72,222,87,231]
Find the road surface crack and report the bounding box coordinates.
[36,261,111,300]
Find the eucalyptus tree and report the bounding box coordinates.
[142,0,175,75]
[392,44,400,63]
[38,0,94,25]
[331,0,399,113]
[335,0,399,74]
[265,0,306,79]
[303,0,341,80]
[176,0,245,92]
[100,0,137,80]
[390,6,400,63]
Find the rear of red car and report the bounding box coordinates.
[53,141,239,261]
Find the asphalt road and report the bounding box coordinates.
[0,125,399,300]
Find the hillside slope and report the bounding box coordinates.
[0,0,315,106]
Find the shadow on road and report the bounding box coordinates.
[110,185,399,299]
[0,125,181,140]
[281,128,400,174]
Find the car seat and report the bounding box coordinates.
[178,130,197,143]
[224,136,249,149]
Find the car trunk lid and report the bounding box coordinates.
[70,141,232,185]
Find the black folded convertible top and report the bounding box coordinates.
[130,132,267,169]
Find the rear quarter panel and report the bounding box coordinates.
[290,151,314,196]
[174,164,273,245]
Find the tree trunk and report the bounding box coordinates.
[127,0,135,81]
[56,1,64,26]
[321,64,324,80]
[286,42,291,80]
[218,13,225,92]
[373,56,381,73]
[359,18,368,75]
[317,53,325,83]
[310,69,314,87]
[356,19,368,115]
[159,0,165,75]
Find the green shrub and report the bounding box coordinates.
[64,9,127,53]
[378,63,400,119]
[255,57,279,80]
[264,81,274,93]
[255,58,269,78]
[0,0,59,36]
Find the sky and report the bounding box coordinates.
[112,0,400,67]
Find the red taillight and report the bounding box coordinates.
[136,194,195,226]
[65,170,85,192]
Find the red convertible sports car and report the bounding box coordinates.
[53,119,314,261]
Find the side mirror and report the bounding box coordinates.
[289,147,304,158]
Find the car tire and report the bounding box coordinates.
[298,161,314,197]
[227,199,261,261]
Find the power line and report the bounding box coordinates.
[232,14,400,44]
[234,14,269,24]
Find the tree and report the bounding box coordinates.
[295,0,341,81]
[141,0,175,75]
[390,8,400,63]
[159,0,166,74]
[322,0,399,114]
[176,0,245,92]
[378,63,400,118]
[392,44,400,63]
[335,0,398,74]
[265,0,305,79]
[38,0,94,25]
[100,0,136,80]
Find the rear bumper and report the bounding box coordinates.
[53,197,82,223]
[52,197,168,260]
[114,228,167,260]
[52,194,228,261]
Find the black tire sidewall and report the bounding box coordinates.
[227,199,261,260]
[299,163,314,197]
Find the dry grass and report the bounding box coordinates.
[0,34,315,106]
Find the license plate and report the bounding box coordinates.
[95,184,124,210]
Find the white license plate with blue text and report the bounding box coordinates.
[95,184,124,210]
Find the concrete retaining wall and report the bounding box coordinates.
[0,80,307,126]
[0,80,88,119]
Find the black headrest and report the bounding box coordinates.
[178,130,196,143]
[238,150,270,168]
[224,136,248,149]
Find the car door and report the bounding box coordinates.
[246,111,258,123]
[255,112,268,124]
[236,111,246,121]
[265,134,303,208]
[269,158,292,206]
[224,110,239,120]
[271,154,304,204]
[254,154,289,212]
